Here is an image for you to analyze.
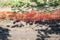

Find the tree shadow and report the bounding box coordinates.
[35,20,60,40]
[0,27,10,40]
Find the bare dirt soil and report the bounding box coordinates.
[0,7,60,40]
[0,20,60,40]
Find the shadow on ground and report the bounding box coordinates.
[36,27,60,40]
[35,20,60,40]
[0,27,10,40]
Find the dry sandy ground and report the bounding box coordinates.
[0,20,60,40]
[8,27,37,40]
[0,7,60,40]
[0,7,12,11]
[0,20,37,40]
[1,25,60,40]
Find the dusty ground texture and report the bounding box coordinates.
[0,20,60,40]
[0,5,60,12]
[0,7,60,40]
